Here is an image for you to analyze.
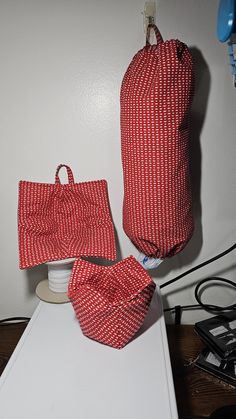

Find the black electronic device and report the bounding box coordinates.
[195,311,236,360]
[195,347,236,387]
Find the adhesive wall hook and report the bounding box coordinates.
[143,1,156,33]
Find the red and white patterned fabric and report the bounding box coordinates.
[68,256,156,349]
[18,164,116,269]
[120,24,194,259]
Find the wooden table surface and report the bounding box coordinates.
[0,321,236,418]
[0,321,28,376]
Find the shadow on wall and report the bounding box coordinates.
[26,264,48,297]
[153,47,211,281]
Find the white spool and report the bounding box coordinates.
[47,259,75,293]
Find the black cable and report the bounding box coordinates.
[194,277,236,312]
[0,317,30,325]
[161,243,236,322]
[160,242,236,289]
[164,304,200,313]
[164,304,202,324]
[164,276,236,323]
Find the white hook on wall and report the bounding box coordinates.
[143,1,156,33]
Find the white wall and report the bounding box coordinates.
[0,0,235,323]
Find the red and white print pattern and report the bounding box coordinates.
[68,256,156,349]
[18,164,116,269]
[120,24,194,259]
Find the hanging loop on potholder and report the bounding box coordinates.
[18,164,116,269]
[55,164,75,184]
[120,24,194,259]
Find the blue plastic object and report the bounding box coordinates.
[228,43,236,77]
[217,0,236,42]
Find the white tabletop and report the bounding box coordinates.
[0,289,178,419]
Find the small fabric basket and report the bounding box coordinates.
[68,256,156,349]
[18,164,116,269]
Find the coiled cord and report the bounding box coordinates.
[194,276,236,312]
[161,243,236,324]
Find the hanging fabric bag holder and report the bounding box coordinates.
[120,23,194,263]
